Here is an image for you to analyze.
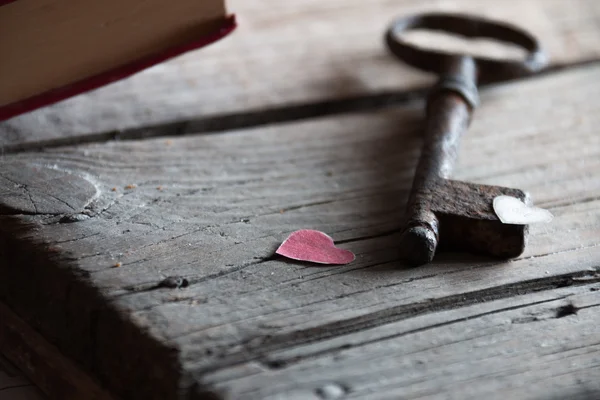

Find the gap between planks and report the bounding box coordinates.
[187,266,600,374]
[201,284,600,400]
[5,0,600,150]
[1,58,599,155]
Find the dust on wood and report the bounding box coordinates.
[3,0,600,150]
[1,64,600,399]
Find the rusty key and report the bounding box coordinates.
[385,13,547,265]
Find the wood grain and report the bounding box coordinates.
[1,64,599,399]
[3,0,600,150]
[0,162,98,215]
[203,286,600,400]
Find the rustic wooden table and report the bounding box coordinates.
[2,1,600,399]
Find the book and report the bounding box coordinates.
[0,0,236,121]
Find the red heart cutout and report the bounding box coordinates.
[276,229,355,265]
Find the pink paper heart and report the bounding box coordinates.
[276,229,355,265]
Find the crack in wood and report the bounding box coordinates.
[543,195,600,210]
[3,59,599,155]
[108,242,600,309]
[523,243,600,261]
[469,153,600,188]
[0,173,37,215]
[258,295,573,371]
[51,232,101,245]
[0,384,35,392]
[26,190,38,214]
[335,227,404,244]
[190,268,600,374]
[0,90,425,154]
[118,256,276,296]
[42,191,77,212]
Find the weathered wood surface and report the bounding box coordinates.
[1,63,599,399]
[206,286,600,400]
[3,0,600,150]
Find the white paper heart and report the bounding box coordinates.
[493,195,553,225]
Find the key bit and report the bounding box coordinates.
[384,13,547,265]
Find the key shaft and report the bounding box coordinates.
[399,56,477,265]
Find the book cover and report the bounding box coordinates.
[0,0,236,121]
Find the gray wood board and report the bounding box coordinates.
[1,64,600,399]
[3,0,600,149]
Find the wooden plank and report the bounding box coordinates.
[3,0,600,150]
[1,64,600,399]
[202,285,600,400]
[0,303,114,400]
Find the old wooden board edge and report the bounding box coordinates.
[3,0,600,149]
[0,226,198,400]
[0,64,599,399]
[0,302,115,400]
[1,354,46,399]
